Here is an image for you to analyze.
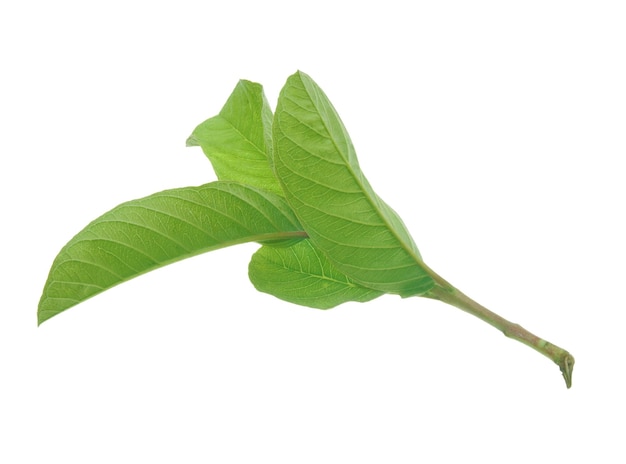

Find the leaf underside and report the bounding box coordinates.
[37,182,305,324]
[272,71,434,297]
[249,239,383,309]
[186,80,282,195]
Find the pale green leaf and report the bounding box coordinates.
[249,239,383,309]
[272,71,434,297]
[186,80,282,195]
[38,181,305,324]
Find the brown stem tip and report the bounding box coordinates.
[558,353,575,389]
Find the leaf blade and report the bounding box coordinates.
[249,239,383,309]
[38,181,305,324]
[186,80,282,195]
[273,71,434,296]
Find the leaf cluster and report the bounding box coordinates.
[38,71,436,324]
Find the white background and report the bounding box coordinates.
[2,1,625,462]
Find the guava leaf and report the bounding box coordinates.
[185,78,383,308]
[186,80,282,195]
[249,239,383,309]
[38,182,305,324]
[272,71,435,296]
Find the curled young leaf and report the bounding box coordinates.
[186,80,281,195]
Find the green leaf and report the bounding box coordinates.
[186,80,282,195]
[272,71,434,297]
[38,181,306,324]
[249,239,383,309]
[185,77,381,308]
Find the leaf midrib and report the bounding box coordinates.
[291,74,428,272]
[38,230,308,323]
[266,256,365,288]
[219,113,267,162]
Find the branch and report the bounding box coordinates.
[424,274,574,388]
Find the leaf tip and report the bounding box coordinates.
[37,309,52,327]
[185,134,199,147]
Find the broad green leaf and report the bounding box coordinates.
[272,71,435,297]
[186,80,282,195]
[249,239,383,309]
[38,181,306,324]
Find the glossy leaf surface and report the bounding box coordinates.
[272,71,434,296]
[38,182,305,324]
[249,239,383,309]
